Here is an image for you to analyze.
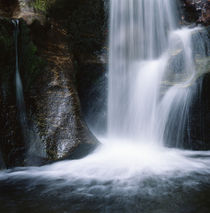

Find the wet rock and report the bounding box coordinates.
[76,53,108,134]
[28,21,99,161]
[164,27,210,86]
[14,0,46,25]
[0,0,46,24]
[181,0,210,25]
[188,26,210,149]
[0,15,99,167]
[189,72,210,150]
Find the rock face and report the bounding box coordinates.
[189,27,210,149]
[181,27,209,149]
[76,52,107,135]
[67,0,107,134]
[29,22,98,161]
[189,72,210,150]
[0,0,18,17]
[0,1,99,168]
[181,0,210,25]
[176,0,210,149]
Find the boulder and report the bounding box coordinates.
[0,8,99,167]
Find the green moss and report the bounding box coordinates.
[30,0,55,13]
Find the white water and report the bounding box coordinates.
[1,0,210,189]
[108,0,199,147]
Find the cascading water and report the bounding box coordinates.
[12,20,46,163]
[108,0,199,147]
[12,20,28,136]
[1,1,210,212]
[1,0,209,177]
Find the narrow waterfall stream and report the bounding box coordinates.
[11,20,44,163]
[12,20,28,143]
[1,1,210,212]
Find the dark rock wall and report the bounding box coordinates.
[189,73,210,150]
[181,0,210,25]
[0,0,19,17]
[189,28,210,149]
[28,21,98,161]
[0,0,100,168]
[47,0,108,134]
[180,0,210,149]
[67,1,107,134]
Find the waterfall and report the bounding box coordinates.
[12,20,46,165]
[12,20,31,162]
[107,0,201,147]
[12,20,28,133]
[1,3,210,211]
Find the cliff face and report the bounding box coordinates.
[47,0,108,134]
[29,21,98,162]
[0,0,100,168]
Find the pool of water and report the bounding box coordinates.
[1,144,210,213]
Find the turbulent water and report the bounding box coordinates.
[1,0,210,212]
[108,0,203,147]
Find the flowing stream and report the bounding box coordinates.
[12,19,27,132]
[1,1,210,212]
